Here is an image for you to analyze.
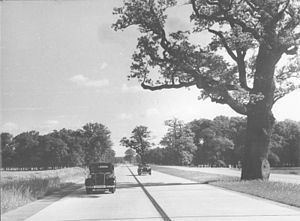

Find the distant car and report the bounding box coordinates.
[137,164,151,175]
[85,162,116,194]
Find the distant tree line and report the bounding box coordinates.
[1,123,115,170]
[126,117,300,167]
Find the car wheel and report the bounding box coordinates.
[110,188,116,193]
[86,189,92,194]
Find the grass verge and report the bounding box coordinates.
[151,165,300,208]
[1,167,86,214]
[271,167,300,175]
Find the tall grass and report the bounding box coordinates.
[1,167,86,214]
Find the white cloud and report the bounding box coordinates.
[118,113,133,120]
[1,122,18,133]
[121,84,143,93]
[146,108,160,117]
[100,62,108,70]
[70,74,109,88]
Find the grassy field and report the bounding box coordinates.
[1,167,86,214]
[151,165,300,208]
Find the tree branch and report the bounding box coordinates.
[273,94,284,105]
[272,0,290,25]
[191,0,260,40]
[208,28,251,91]
[141,81,196,91]
[221,90,248,115]
[285,46,298,55]
[208,29,237,61]
[236,49,251,91]
[208,89,247,115]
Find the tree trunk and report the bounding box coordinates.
[241,45,280,180]
[241,108,275,180]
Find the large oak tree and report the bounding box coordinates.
[113,0,300,180]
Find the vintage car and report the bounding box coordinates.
[85,162,116,194]
[137,164,151,175]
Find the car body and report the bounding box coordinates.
[85,162,116,194]
[137,164,151,175]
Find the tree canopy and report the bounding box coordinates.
[160,119,196,165]
[144,116,300,167]
[113,0,300,114]
[120,125,153,163]
[1,122,115,170]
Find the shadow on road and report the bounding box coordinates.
[70,189,107,198]
[66,182,207,199]
[116,181,207,189]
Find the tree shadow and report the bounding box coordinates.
[116,181,205,189]
[64,181,212,199]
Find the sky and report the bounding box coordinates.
[1,0,300,156]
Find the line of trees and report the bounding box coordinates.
[1,123,115,170]
[124,117,300,167]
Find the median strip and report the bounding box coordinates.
[127,166,171,221]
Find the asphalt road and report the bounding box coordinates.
[3,165,300,221]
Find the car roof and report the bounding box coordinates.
[88,162,114,172]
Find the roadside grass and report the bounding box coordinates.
[271,167,300,175]
[1,167,86,214]
[229,167,300,175]
[151,165,300,208]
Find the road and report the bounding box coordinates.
[162,166,300,184]
[2,165,300,221]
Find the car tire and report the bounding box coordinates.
[110,187,116,193]
[86,189,92,194]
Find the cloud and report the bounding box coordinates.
[1,122,18,133]
[70,74,109,88]
[118,113,133,120]
[121,84,143,93]
[146,108,160,117]
[100,62,108,70]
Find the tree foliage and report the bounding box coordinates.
[1,133,14,168]
[124,148,136,163]
[270,120,300,166]
[158,119,196,165]
[145,116,300,167]
[83,123,114,164]
[120,126,153,163]
[1,122,115,170]
[113,0,300,112]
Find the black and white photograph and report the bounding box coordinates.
[1,0,300,220]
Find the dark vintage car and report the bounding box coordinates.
[85,162,116,194]
[137,164,151,175]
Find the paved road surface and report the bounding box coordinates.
[2,165,300,221]
[162,166,300,184]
